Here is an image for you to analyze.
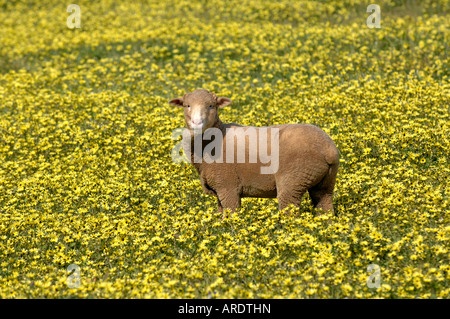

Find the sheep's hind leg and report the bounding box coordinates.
[308,188,334,215]
[217,197,223,214]
[308,164,338,215]
[277,188,306,213]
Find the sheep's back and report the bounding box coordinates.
[277,123,339,165]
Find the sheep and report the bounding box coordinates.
[169,89,339,215]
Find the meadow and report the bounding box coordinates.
[0,0,448,298]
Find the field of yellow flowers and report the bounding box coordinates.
[0,0,449,299]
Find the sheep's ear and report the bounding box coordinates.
[217,97,232,108]
[169,98,184,107]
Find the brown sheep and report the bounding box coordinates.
[169,89,339,215]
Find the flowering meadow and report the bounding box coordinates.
[0,0,449,298]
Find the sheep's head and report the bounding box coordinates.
[169,89,232,133]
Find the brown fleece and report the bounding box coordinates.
[169,89,339,215]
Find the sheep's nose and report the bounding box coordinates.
[191,119,203,126]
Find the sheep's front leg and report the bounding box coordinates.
[217,190,241,217]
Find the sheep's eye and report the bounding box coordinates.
[186,105,190,108]
[208,105,213,109]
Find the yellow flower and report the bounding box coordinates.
[0,0,447,299]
